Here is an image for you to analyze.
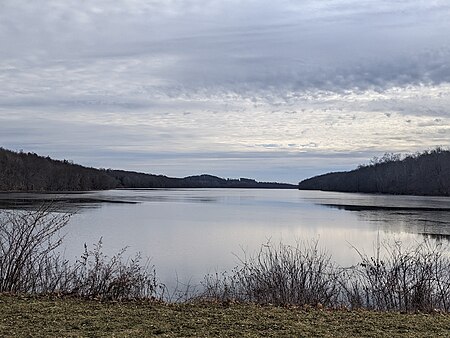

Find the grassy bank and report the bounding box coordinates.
[1,294,449,337]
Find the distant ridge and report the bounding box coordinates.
[0,147,296,191]
[298,148,450,196]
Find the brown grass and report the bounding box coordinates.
[1,294,449,337]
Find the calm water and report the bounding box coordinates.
[2,189,450,286]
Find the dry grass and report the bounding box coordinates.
[1,294,449,337]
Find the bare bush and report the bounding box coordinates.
[0,204,70,293]
[202,241,340,307]
[68,239,162,300]
[0,205,163,300]
[341,240,450,312]
[201,239,450,312]
[201,269,242,302]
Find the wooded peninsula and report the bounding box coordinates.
[299,148,450,196]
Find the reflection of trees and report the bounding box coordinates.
[351,209,450,240]
[421,233,450,242]
[316,201,450,240]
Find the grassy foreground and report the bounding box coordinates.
[0,295,449,337]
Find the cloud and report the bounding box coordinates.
[2,0,450,92]
[1,0,450,181]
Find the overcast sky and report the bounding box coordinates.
[1,0,449,183]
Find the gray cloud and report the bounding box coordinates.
[1,0,450,182]
[2,0,450,92]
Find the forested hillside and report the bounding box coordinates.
[0,148,295,191]
[0,148,117,191]
[298,148,450,196]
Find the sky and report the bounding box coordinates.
[1,0,449,183]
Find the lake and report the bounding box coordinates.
[1,189,450,287]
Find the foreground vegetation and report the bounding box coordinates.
[1,206,450,336]
[1,206,449,313]
[1,294,449,337]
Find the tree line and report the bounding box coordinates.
[298,148,450,196]
[0,148,296,191]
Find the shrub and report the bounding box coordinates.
[202,241,340,307]
[340,240,450,312]
[0,204,162,300]
[201,239,450,312]
[0,204,70,293]
[68,239,162,300]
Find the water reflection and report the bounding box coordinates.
[1,189,449,286]
[0,191,136,211]
[316,202,450,238]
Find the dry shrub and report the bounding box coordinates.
[0,204,163,300]
[341,240,450,312]
[69,239,162,300]
[201,240,450,312]
[0,204,70,293]
[202,241,340,307]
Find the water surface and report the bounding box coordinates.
[2,189,449,286]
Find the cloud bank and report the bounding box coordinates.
[1,0,449,182]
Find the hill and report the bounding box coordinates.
[298,148,450,196]
[0,148,296,191]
